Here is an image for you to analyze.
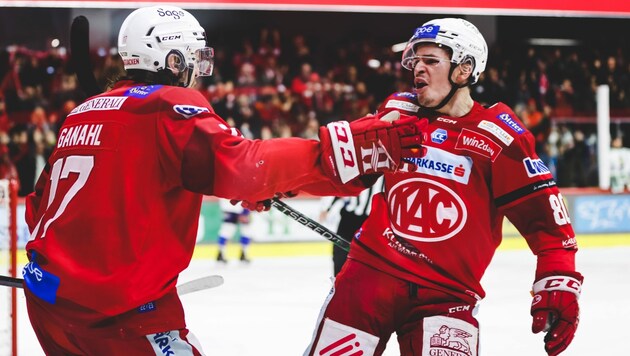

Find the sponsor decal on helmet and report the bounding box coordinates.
[173,105,210,119]
[156,8,186,20]
[431,128,448,144]
[123,58,139,66]
[497,112,524,134]
[412,24,440,40]
[125,85,162,98]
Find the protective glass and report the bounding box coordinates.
[195,47,214,76]
[403,54,456,71]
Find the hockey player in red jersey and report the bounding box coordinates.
[21,6,427,355]
[305,18,582,356]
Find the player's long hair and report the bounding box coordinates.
[112,69,183,88]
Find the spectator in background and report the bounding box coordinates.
[610,136,630,193]
[0,13,628,194]
[0,97,18,181]
[597,55,626,110]
[562,129,590,187]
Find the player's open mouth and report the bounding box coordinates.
[414,81,428,93]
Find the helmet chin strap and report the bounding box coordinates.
[178,66,195,88]
[418,63,468,111]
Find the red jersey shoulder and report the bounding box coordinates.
[483,102,529,137]
[377,92,421,116]
[464,102,533,150]
[107,83,215,121]
[156,86,216,120]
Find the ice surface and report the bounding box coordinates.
[13,246,629,355]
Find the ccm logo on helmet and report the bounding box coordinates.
[156,8,185,19]
[160,34,182,42]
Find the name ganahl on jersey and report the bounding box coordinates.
[392,147,472,242]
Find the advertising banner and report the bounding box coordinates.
[572,194,630,234]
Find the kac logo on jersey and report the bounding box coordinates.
[523,157,550,177]
[431,129,448,144]
[125,85,162,98]
[388,178,467,242]
[173,105,210,119]
[497,113,524,134]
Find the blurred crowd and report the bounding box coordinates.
[0,27,628,196]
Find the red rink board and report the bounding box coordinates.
[1,0,629,17]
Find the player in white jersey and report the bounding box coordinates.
[216,199,254,262]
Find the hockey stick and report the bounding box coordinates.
[0,275,21,288]
[0,274,224,296]
[70,15,101,97]
[271,198,351,252]
[69,16,351,252]
[177,275,224,295]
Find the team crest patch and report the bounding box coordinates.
[431,128,448,144]
[423,315,478,356]
[173,105,210,119]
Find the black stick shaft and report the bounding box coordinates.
[271,198,351,252]
[71,15,101,97]
[0,275,23,289]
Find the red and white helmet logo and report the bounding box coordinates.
[388,178,467,242]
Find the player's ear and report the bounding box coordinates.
[456,58,474,84]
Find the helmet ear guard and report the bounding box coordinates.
[165,50,187,75]
[458,55,476,84]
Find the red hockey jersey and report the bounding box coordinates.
[24,81,365,315]
[349,92,578,303]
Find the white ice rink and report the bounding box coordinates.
[11,245,630,355]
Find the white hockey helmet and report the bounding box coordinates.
[118,6,214,80]
[401,18,488,84]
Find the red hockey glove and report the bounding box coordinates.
[531,273,583,356]
[319,111,427,183]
